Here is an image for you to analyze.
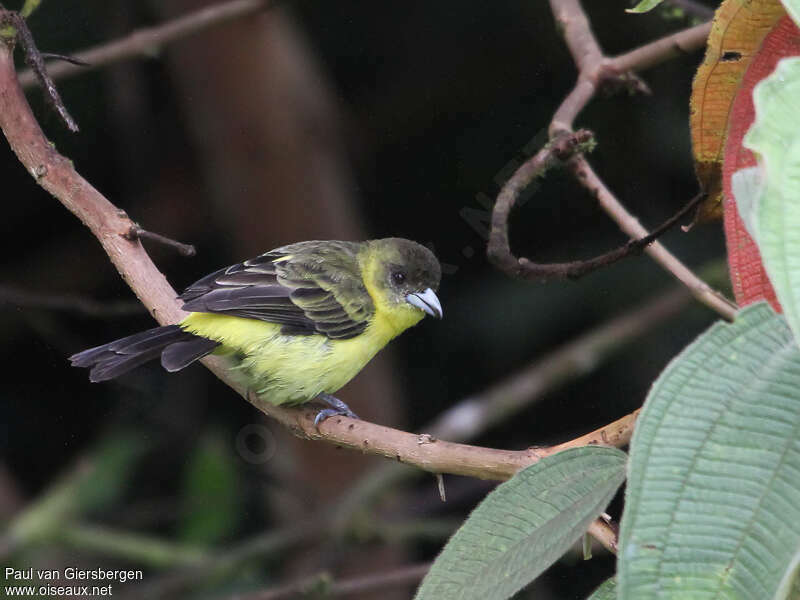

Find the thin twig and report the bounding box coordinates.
[40,52,90,66]
[535,410,641,459]
[569,155,737,320]
[610,21,711,76]
[551,11,712,134]
[488,129,704,281]
[18,0,276,89]
[487,0,736,319]
[0,9,78,130]
[487,129,594,280]
[124,225,196,257]
[552,0,603,73]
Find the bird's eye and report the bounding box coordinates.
[392,271,406,285]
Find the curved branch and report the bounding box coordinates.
[487,129,594,279]
[487,126,705,282]
[0,40,631,490]
[1,9,78,130]
[488,1,736,319]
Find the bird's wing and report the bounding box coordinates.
[178,241,375,339]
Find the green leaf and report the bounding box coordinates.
[179,432,239,545]
[587,577,617,600]
[741,57,800,344]
[626,0,665,13]
[778,547,800,600]
[782,0,800,31]
[793,561,800,600]
[618,303,800,599]
[415,447,627,600]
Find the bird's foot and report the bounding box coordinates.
[313,393,359,427]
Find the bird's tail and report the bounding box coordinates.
[69,325,220,382]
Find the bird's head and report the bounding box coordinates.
[365,238,442,321]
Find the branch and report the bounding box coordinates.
[0,11,654,565]
[308,283,698,551]
[535,409,640,459]
[1,9,78,130]
[487,129,598,280]
[487,1,735,319]
[610,21,712,76]
[551,12,712,134]
[18,0,275,89]
[569,155,737,320]
[551,0,603,74]
[123,225,196,257]
[147,285,679,592]
[0,35,623,489]
[487,129,704,281]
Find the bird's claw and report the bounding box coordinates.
[313,394,359,427]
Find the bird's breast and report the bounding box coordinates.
[179,312,397,405]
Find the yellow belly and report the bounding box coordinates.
[179,312,408,405]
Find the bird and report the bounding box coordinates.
[70,238,442,425]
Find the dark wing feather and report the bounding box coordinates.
[178,241,375,339]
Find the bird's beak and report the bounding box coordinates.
[406,288,443,319]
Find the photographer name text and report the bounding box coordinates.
[4,567,143,597]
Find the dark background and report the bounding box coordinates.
[1,1,723,598]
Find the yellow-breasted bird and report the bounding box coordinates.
[70,238,442,424]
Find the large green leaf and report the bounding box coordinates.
[587,577,617,600]
[618,303,800,599]
[783,0,800,30]
[779,548,800,600]
[741,57,800,344]
[415,447,627,600]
